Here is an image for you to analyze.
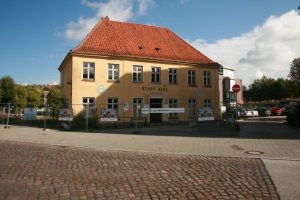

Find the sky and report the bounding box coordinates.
[0,0,299,86]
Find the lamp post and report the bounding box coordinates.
[5,102,10,128]
[43,104,47,131]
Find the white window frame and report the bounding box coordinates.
[204,99,212,108]
[108,64,119,81]
[204,71,211,87]
[133,98,143,118]
[151,67,161,83]
[169,68,177,84]
[82,97,95,118]
[188,99,197,119]
[133,65,143,82]
[107,98,119,113]
[169,98,178,119]
[188,70,196,86]
[83,62,95,80]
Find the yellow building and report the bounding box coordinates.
[59,17,220,123]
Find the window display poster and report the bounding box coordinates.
[198,107,214,121]
[59,109,73,121]
[100,108,118,121]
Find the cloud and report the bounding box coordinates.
[191,10,300,86]
[64,0,153,41]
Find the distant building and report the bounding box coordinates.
[219,66,243,109]
[59,17,221,123]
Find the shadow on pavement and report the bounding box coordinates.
[238,116,300,140]
[5,116,300,140]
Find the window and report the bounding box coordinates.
[169,68,177,84]
[108,98,118,112]
[133,65,143,82]
[188,99,197,119]
[204,99,212,108]
[204,71,211,87]
[83,62,95,80]
[133,98,143,118]
[151,67,160,83]
[108,64,119,80]
[188,70,196,86]
[169,99,178,119]
[82,97,95,118]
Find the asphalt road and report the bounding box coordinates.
[239,116,300,200]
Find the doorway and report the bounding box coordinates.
[150,98,162,123]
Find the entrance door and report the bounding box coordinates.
[150,98,162,123]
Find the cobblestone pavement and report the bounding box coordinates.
[0,141,279,200]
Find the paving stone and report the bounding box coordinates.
[0,141,279,200]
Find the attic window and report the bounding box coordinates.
[155,47,160,52]
[138,45,144,50]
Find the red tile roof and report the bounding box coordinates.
[72,17,215,64]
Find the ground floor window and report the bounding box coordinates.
[204,99,212,108]
[82,97,95,118]
[169,99,178,119]
[108,98,118,111]
[133,98,143,118]
[188,99,197,119]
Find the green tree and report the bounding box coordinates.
[288,58,300,96]
[27,85,43,107]
[248,76,274,101]
[47,87,64,119]
[0,76,16,104]
[14,85,28,109]
[248,76,292,101]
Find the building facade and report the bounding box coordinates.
[59,17,221,123]
[219,66,243,109]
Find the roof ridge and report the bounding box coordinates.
[108,19,170,31]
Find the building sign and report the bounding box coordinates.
[123,103,129,112]
[100,108,118,122]
[197,89,204,97]
[221,106,226,113]
[24,108,37,120]
[142,86,168,92]
[198,108,214,121]
[58,109,73,121]
[142,108,185,114]
[96,84,106,94]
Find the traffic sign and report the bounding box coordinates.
[232,84,240,93]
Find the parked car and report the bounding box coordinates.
[271,107,282,116]
[239,109,253,117]
[252,110,259,117]
[258,108,271,116]
[282,107,294,115]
